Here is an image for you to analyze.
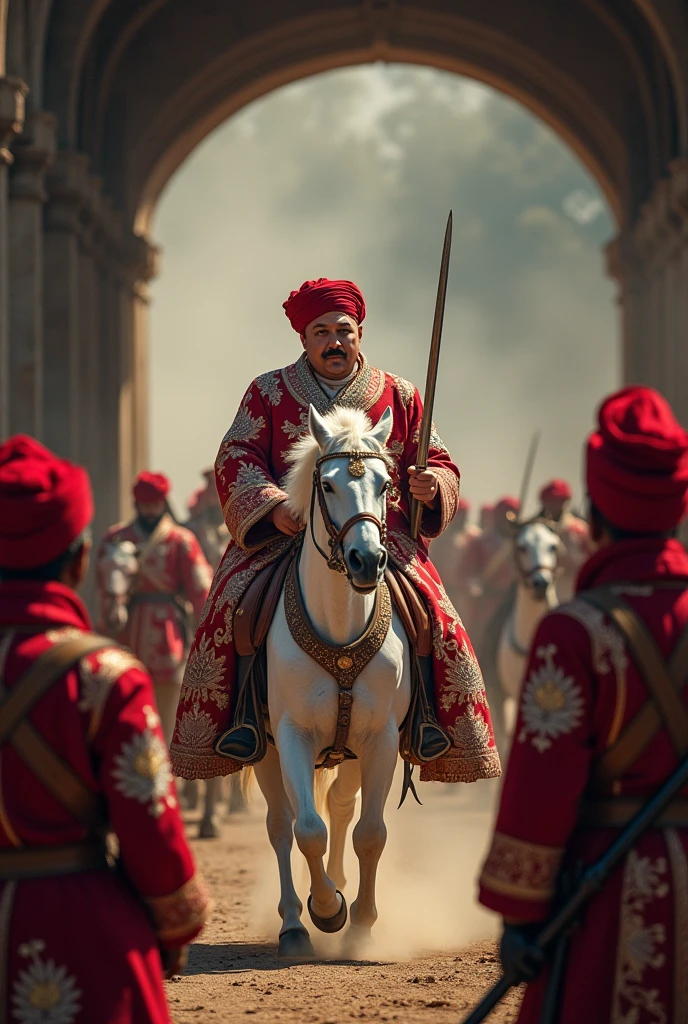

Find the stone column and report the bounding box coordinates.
[8,111,56,437]
[43,150,89,458]
[669,159,688,426]
[0,75,27,440]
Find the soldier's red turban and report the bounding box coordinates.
[494,496,520,519]
[133,471,170,504]
[459,498,471,511]
[539,479,572,503]
[283,279,366,334]
[587,386,688,532]
[0,435,93,569]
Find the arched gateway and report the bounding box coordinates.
[1,0,687,534]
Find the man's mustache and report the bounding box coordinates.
[323,347,345,359]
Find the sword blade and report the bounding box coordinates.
[517,430,541,522]
[410,211,453,540]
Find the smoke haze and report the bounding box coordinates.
[149,64,616,520]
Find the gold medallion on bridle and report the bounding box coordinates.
[337,655,354,670]
[348,457,366,477]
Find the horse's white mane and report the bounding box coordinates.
[283,407,391,519]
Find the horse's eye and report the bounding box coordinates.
[517,542,527,552]
[549,544,557,553]
[381,481,390,495]
[322,481,333,493]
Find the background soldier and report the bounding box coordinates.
[96,471,212,746]
[479,386,688,1024]
[185,468,230,572]
[0,436,210,1023]
[537,478,592,602]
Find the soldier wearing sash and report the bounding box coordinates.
[479,386,688,1023]
[0,437,210,1024]
[170,277,500,786]
[96,472,213,745]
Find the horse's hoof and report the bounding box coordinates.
[198,817,220,839]
[308,891,348,934]
[343,924,374,960]
[278,927,316,960]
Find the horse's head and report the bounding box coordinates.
[284,405,394,594]
[510,517,562,601]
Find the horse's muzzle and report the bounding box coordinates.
[346,546,388,592]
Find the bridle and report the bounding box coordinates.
[511,520,560,592]
[309,450,390,590]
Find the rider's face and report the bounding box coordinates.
[135,499,167,524]
[301,312,362,380]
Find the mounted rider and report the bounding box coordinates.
[479,386,688,1023]
[170,278,500,786]
[96,472,213,744]
[0,437,210,1022]
[537,478,592,602]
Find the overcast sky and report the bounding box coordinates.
[149,64,617,521]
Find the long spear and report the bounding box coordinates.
[410,211,453,541]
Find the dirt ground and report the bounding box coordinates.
[167,776,523,1024]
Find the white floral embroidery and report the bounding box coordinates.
[221,402,265,446]
[518,643,585,752]
[182,633,228,708]
[78,649,140,718]
[562,599,628,676]
[282,409,310,440]
[12,939,81,1024]
[613,851,669,1023]
[228,461,269,494]
[390,375,415,407]
[111,728,176,817]
[256,370,283,406]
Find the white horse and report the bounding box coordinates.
[97,537,223,838]
[496,519,562,733]
[255,404,411,959]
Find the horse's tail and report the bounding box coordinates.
[240,765,255,804]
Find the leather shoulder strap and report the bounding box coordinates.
[579,588,688,789]
[0,634,116,747]
[0,633,119,829]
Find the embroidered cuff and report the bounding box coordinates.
[145,873,212,947]
[479,832,564,902]
[420,747,502,783]
[224,485,289,551]
[420,466,460,540]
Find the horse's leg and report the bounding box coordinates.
[228,773,247,813]
[348,727,398,948]
[276,721,344,927]
[198,777,222,839]
[254,745,315,959]
[326,759,360,892]
[153,681,181,748]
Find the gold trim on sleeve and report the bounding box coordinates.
[480,831,564,902]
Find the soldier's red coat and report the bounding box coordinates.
[97,515,212,685]
[0,580,210,1024]
[479,536,688,1024]
[170,354,501,785]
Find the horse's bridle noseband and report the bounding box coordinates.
[309,450,390,589]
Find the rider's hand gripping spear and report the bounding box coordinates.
[409,211,453,541]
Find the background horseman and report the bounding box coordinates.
[170,277,500,788]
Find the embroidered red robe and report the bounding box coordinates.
[170,353,501,785]
[96,514,213,685]
[0,581,211,1024]
[479,538,688,1024]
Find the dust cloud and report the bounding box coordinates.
[150,63,616,521]
[247,770,500,960]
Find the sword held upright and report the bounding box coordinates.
[409,211,453,541]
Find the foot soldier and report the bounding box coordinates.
[0,437,211,1023]
[479,386,688,1024]
[170,278,500,786]
[96,471,213,745]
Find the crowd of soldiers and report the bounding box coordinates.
[2,273,688,1024]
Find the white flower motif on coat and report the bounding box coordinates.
[256,370,283,406]
[390,375,415,407]
[178,703,217,750]
[78,649,140,719]
[282,408,310,441]
[182,633,229,707]
[518,643,585,753]
[11,939,81,1024]
[228,461,270,495]
[112,728,176,817]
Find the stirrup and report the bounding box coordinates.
[215,724,262,763]
[417,722,452,762]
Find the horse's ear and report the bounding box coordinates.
[308,405,332,451]
[371,406,393,448]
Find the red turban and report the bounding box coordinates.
[283,279,366,334]
[0,435,93,569]
[494,496,520,519]
[539,479,572,503]
[459,497,471,511]
[586,386,688,532]
[133,471,170,504]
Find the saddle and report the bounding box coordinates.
[215,544,449,771]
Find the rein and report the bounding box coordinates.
[309,450,389,588]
